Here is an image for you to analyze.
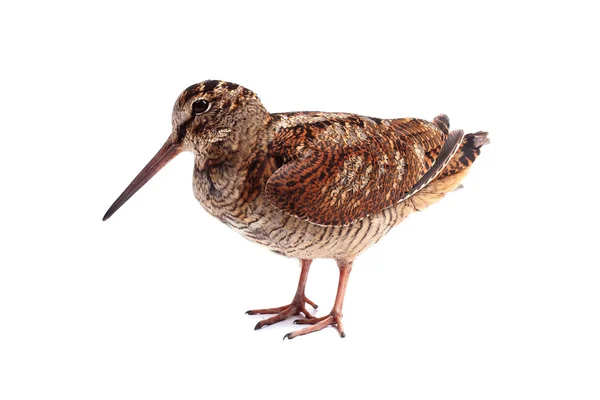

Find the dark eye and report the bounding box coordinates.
[192,99,210,114]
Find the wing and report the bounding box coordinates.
[265,114,463,226]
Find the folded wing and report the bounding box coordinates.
[265,115,461,226]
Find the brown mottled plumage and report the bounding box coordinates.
[103,80,489,339]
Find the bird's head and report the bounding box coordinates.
[103,80,270,221]
[172,80,268,153]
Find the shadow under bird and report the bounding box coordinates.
[103,80,489,339]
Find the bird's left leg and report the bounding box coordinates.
[246,259,318,330]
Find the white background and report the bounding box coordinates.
[1,1,598,399]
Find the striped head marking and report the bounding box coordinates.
[171,80,262,148]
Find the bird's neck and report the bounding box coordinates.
[192,114,275,212]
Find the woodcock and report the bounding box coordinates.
[103,80,489,339]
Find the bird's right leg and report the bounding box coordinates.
[246,259,318,330]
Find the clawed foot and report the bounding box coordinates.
[246,296,318,330]
[247,259,352,339]
[283,312,345,340]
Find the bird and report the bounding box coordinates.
[103,80,489,339]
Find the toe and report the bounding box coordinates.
[254,321,264,330]
[293,315,329,325]
[305,297,319,309]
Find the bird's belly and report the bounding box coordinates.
[276,203,414,260]
[193,170,415,260]
[218,198,414,261]
[219,212,281,251]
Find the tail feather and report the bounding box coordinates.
[438,131,489,178]
[471,131,491,147]
[410,123,488,211]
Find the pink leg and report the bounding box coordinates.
[246,259,318,330]
[284,259,353,339]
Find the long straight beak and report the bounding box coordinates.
[102,137,182,221]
